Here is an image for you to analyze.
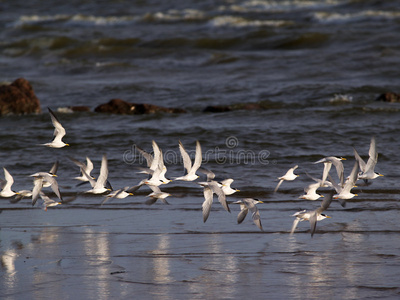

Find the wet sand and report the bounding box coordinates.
[1,193,399,299]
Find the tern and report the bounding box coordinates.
[30,171,62,206]
[199,167,239,195]
[291,191,333,237]
[354,136,383,182]
[101,186,135,205]
[174,140,202,181]
[42,108,69,148]
[39,192,62,211]
[199,180,229,223]
[83,154,112,194]
[330,162,359,207]
[299,182,324,201]
[274,165,299,193]
[314,156,346,187]
[137,141,171,184]
[145,185,171,205]
[69,156,94,183]
[0,168,19,198]
[234,198,263,231]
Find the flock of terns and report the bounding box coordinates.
[0,108,384,237]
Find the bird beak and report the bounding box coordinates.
[296,175,300,177]
[66,144,70,146]
[325,215,332,218]
[341,157,347,160]
[129,193,134,196]
[53,174,58,177]
[258,201,264,203]
[354,194,358,196]
[236,189,240,192]
[379,174,384,177]
[320,195,324,197]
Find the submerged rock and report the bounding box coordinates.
[94,99,186,115]
[0,78,41,115]
[203,101,281,113]
[375,92,400,103]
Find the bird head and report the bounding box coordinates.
[321,213,331,218]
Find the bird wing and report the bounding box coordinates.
[208,181,229,213]
[290,218,300,234]
[237,206,248,224]
[135,145,153,168]
[32,177,43,206]
[3,167,14,190]
[242,199,263,231]
[126,183,144,193]
[221,178,234,187]
[148,184,161,193]
[43,174,62,200]
[202,186,213,223]
[330,159,344,186]
[189,140,202,175]
[353,147,366,173]
[309,212,318,237]
[94,155,108,189]
[81,167,96,188]
[327,174,341,193]
[49,161,59,175]
[343,162,358,193]
[48,107,66,140]
[198,167,216,181]
[321,162,332,186]
[274,179,284,193]
[86,157,94,174]
[365,136,378,173]
[304,182,320,194]
[178,141,192,174]
[150,140,162,171]
[317,191,333,213]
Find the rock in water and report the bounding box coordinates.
[0,78,41,115]
[375,92,400,103]
[94,98,186,114]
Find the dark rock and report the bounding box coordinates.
[68,106,91,112]
[203,101,279,113]
[203,105,232,113]
[0,78,41,115]
[94,98,186,114]
[375,92,400,103]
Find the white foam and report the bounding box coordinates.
[220,0,341,13]
[209,16,292,28]
[314,10,400,23]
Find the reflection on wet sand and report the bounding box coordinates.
[148,234,172,299]
[188,234,239,299]
[1,249,19,295]
[81,228,112,299]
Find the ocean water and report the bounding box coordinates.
[1,0,400,299]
